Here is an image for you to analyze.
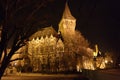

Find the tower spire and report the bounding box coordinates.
[62,2,75,20]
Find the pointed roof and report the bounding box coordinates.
[57,38,64,48]
[29,26,57,40]
[62,2,75,20]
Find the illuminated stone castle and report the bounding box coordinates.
[19,3,92,72]
[27,34,64,72]
[23,3,78,72]
[0,2,113,73]
[13,3,110,72]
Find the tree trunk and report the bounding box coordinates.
[0,69,5,80]
[0,64,8,80]
[0,57,10,80]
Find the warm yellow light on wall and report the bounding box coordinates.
[93,52,97,57]
[105,60,108,64]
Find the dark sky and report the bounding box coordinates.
[50,0,120,54]
[0,0,120,55]
[71,0,120,54]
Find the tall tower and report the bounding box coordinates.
[59,2,76,37]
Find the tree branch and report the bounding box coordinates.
[9,58,23,62]
[26,1,45,21]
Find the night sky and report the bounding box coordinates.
[50,0,120,54]
[71,0,120,54]
[0,0,120,55]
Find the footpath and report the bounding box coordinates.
[2,73,89,80]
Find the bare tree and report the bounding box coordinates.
[64,30,91,56]
[0,0,54,79]
[63,30,92,71]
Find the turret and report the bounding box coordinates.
[59,2,76,36]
